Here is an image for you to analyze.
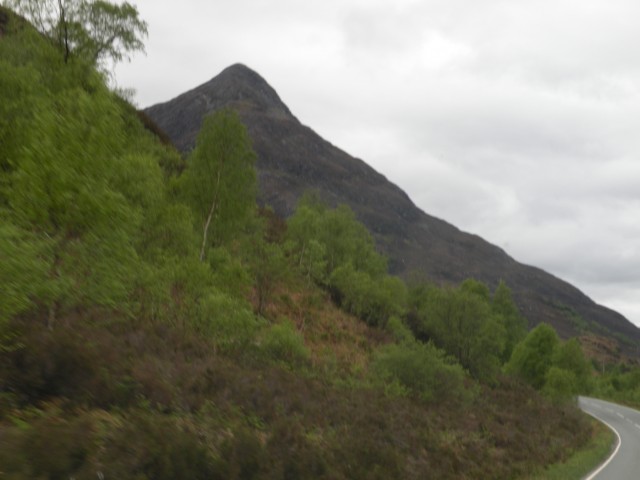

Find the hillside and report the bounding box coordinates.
[145,63,640,349]
[0,5,617,479]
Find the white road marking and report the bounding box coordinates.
[616,412,624,418]
[583,410,622,480]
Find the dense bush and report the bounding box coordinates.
[194,290,261,353]
[407,280,525,381]
[261,319,310,367]
[506,323,593,401]
[370,342,468,403]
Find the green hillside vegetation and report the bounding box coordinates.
[589,359,640,408]
[0,4,606,479]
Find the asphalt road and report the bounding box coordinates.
[578,396,640,480]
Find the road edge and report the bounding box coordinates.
[580,405,622,480]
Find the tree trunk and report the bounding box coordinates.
[199,170,222,262]
[58,0,71,63]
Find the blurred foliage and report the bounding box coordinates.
[0,6,598,479]
[6,0,147,71]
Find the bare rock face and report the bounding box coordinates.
[145,64,640,349]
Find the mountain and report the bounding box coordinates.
[144,63,640,350]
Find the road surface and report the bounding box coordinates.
[579,396,640,479]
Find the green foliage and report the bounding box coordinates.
[0,31,156,321]
[261,319,310,367]
[76,0,148,66]
[370,341,468,403]
[245,229,288,316]
[506,323,559,389]
[287,196,403,325]
[0,224,52,324]
[460,278,490,300]
[208,246,253,298]
[385,316,415,344]
[552,338,592,392]
[328,261,378,320]
[407,281,507,381]
[0,10,599,479]
[492,280,527,361]
[591,365,640,407]
[183,109,257,260]
[506,323,593,401]
[287,195,386,283]
[329,263,407,326]
[139,203,199,261]
[7,0,147,69]
[294,238,327,285]
[542,366,578,403]
[156,256,216,325]
[195,291,261,354]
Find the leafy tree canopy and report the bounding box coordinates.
[5,0,147,70]
[506,323,559,389]
[182,109,257,261]
[492,280,527,362]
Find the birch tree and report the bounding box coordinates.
[5,0,147,69]
[185,109,257,261]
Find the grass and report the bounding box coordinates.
[522,417,615,480]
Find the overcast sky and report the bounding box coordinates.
[115,0,640,326]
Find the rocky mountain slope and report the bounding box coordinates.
[144,63,640,348]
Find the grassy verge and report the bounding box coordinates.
[523,417,615,480]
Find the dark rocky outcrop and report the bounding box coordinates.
[145,64,640,349]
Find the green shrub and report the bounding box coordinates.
[261,319,309,367]
[329,264,406,326]
[543,366,578,403]
[386,315,415,344]
[506,323,559,389]
[195,291,261,353]
[370,342,468,403]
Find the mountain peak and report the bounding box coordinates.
[218,62,263,80]
[197,63,293,119]
[144,63,295,151]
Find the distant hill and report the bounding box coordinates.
[144,63,640,351]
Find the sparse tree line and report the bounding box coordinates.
[284,192,594,402]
